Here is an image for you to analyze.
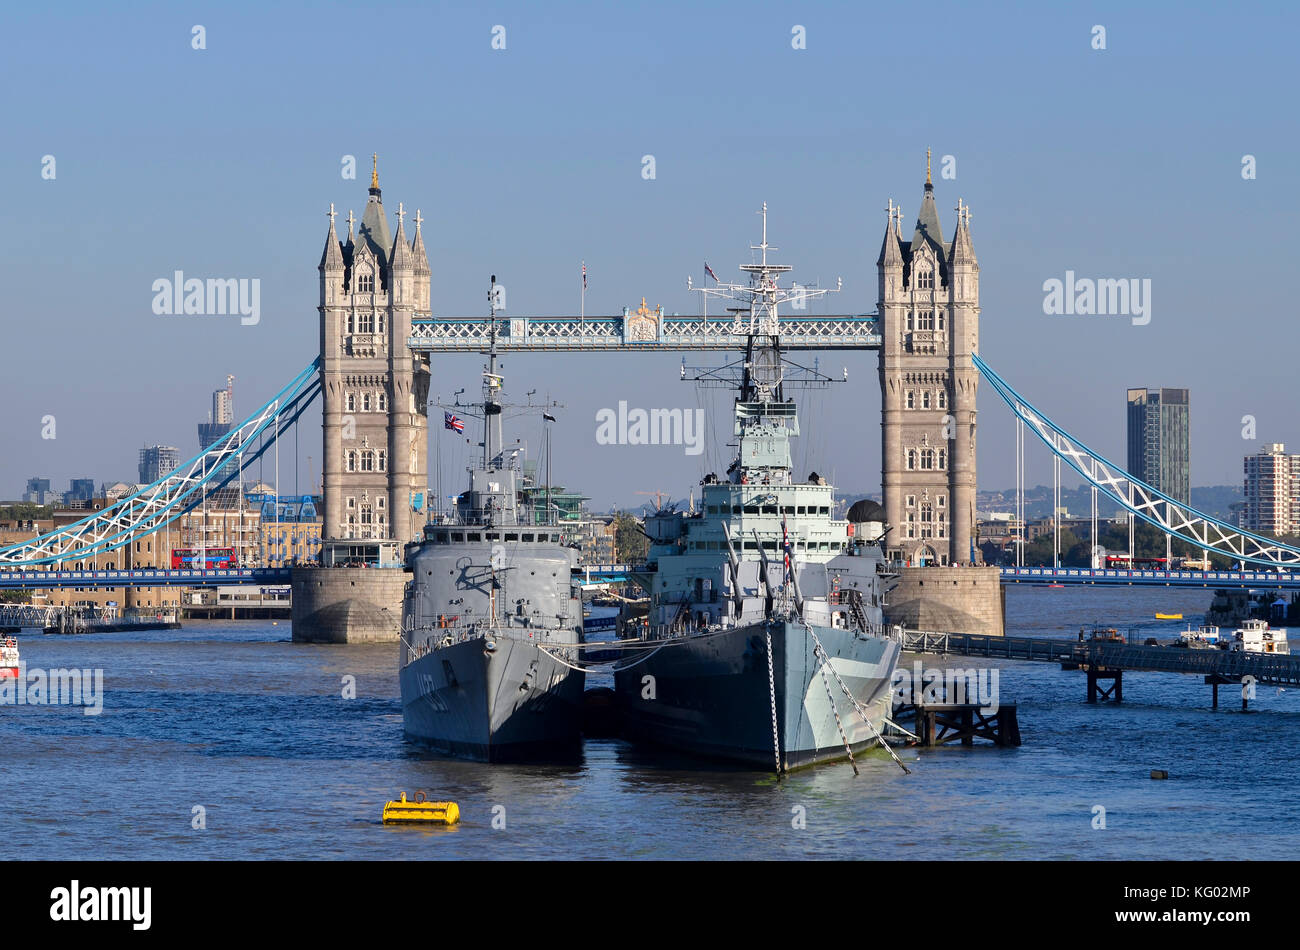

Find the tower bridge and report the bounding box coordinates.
[5,156,1300,642]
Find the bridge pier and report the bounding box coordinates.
[1086,667,1122,703]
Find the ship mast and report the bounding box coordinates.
[685,204,844,482]
[483,274,504,471]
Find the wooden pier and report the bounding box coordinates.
[893,701,1021,747]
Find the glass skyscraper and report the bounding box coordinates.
[1126,388,1190,504]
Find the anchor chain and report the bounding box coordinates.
[805,624,911,775]
[815,657,859,775]
[765,628,782,775]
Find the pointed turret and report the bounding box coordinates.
[358,153,392,271]
[391,202,414,271]
[949,198,977,267]
[319,204,344,272]
[877,199,903,267]
[411,208,431,276]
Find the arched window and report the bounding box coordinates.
[346,313,354,334]
[921,449,935,470]
[362,393,372,412]
[906,391,915,409]
[938,448,947,470]
[937,312,946,331]
[361,451,374,472]
[346,450,357,472]
[907,449,917,470]
[358,273,374,293]
[346,393,356,412]
[938,389,948,409]
[917,268,934,290]
[922,391,932,410]
[906,311,915,331]
[378,451,387,472]
[906,513,916,539]
[378,392,387,411]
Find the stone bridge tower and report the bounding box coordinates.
[317,157,431,554]
[877,156,979,566]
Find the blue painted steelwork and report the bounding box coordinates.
[409,313,881,351]
[0,567,294,589]
[1000,566,1300,590]
[0,360,321,567]
[974,353,1300,567]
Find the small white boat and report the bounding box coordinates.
[1,636,18,678]
[1229,618,1290,655]
[1179,624,1222,648]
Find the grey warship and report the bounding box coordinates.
[614,207,901,771]
[399,277,584,761]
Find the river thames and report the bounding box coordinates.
[3,584,1296,860]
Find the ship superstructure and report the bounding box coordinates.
[614,207,903,772]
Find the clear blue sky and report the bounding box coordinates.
[2,0,1294,508]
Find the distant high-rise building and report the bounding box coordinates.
[1243,443,1300,536]
[1126,387,1190,504]
[139,445,181,485]
[67,478,96,502]
[22,477,60,505]
[198,376,237,486]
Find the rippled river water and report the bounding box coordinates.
[3,585,1296,859]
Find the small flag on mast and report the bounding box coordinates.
[582,261,587,291]
[444,412,465,433]
[705,262,719,284]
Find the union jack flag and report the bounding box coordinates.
[705,262,719,284]
[444,411,465,433]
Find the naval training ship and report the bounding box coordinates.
[399,277,584,761]
[614,207,902,771]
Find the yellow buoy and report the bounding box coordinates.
[382,791,460,825]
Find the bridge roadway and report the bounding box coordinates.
[1000,566,1300,590]
[0,567,295,590]
[901,629,1300,688]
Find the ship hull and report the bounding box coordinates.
[614,620,900,771]
[400,633,584,762]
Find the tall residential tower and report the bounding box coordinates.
[1126,387,1190,504]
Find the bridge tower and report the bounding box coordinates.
[295,157,430,642]
[877,155,980,566]
[317,157,431,555]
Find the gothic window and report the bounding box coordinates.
[920,503,933,523]
[346,313,354,334]
[917,310,935,331]
[362,393,372,412]
[922,391,932,410]
[937,312,946,331]
[347,497,355,509]
[346,393,356,412]
[358,273,374,293]
[377,496,385,510]
[360,506,373,526]
[921,449,935,470]
[906,494,916,508]
[906,311,915,331]
[917,268,934,290]
[378,451,387,472]
[361,451,375,472]
[377,313,385,334]
[906,513,916,539]
[937,495,946,508]
[346,451,357,472]
[358,312,374,333]
[378,392,387,411]
[938,389,948,410]
[938,448,947,470]
[938,510,947,538]
[906,391,915,409]
[907,449,917,471]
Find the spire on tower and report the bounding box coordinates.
[412,208,431,276]
[949,198,977,266]
[319,202,344,271]
[371,153,379,191]
[877,198,903,267]
[391,202,414,271]
[926,148,932,187]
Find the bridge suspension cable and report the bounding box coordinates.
[0,359,322,567]
[973,353,1300,567]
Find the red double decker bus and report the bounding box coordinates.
[171,548,237,569]
[1105,554,1168,569]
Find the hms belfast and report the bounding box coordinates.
[614,207,902,772]
[399,278,584,761]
